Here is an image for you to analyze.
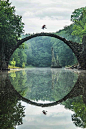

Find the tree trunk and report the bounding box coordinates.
[0,53,9,70]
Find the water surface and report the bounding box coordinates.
[0,68,86,129]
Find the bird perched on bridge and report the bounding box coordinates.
[42,110,47,115]
[42,25,47,29]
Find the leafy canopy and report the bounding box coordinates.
[0,0,24,46]
[71,7,86,37]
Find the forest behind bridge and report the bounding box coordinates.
[10,30,79,68]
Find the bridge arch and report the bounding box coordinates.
[10,32,86,69]
[13,32,82,57]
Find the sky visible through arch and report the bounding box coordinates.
[9,0,86,34]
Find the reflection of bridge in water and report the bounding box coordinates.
[0,70,86,107]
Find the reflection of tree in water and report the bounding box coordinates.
[51,69,78,101]
[22,68,78,101]
[9,70,28,96]
[72,97,86,128]
[9,69,78,101]
[51,68,60,88]
[62,71,86,128]
[63,96,86,128]
[0,72,25,129]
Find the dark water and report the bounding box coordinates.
[0,68,86,129]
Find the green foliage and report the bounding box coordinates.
[63,96,86,128]
[10,47,27,67]
[71,7,86,39]
[0,0,24,67]
[22,62,25,68]
[19,43,25,49]
[54,31,78,66]
[25,36,52,67]
[10,71,16,80]
[0,0,24,42]
[10,58,16,68]
[9,70,28,96]
[71,7,85,22]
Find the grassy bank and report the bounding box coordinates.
[8,65,35,69]
[8,65,21,69]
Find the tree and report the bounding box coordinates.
[71,7,86,39]
[22,62,25,68]
[10,58,16,68]
[0,0,24,70]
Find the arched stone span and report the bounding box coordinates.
[6,33,86,69]
[12,32,82,57]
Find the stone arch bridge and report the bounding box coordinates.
[1,32,86,70]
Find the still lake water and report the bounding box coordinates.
[0,68,86,129]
